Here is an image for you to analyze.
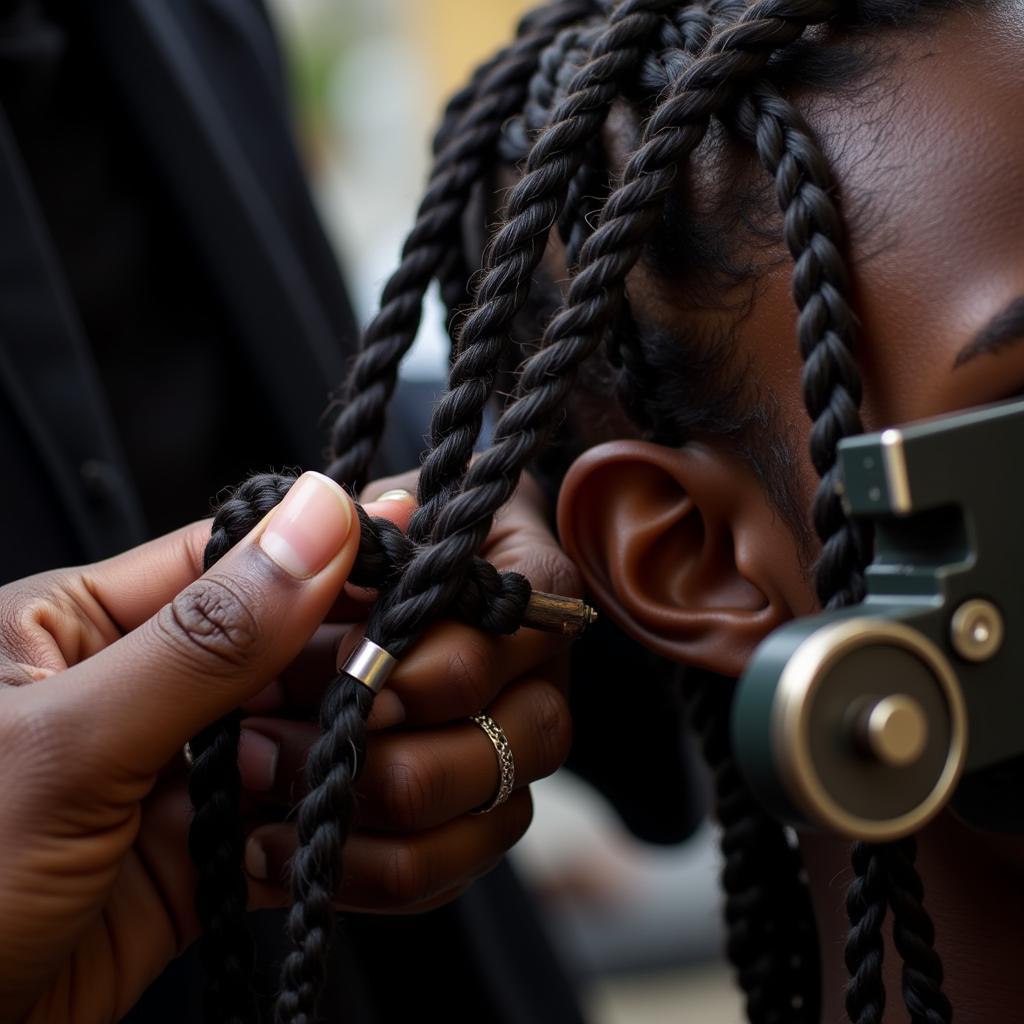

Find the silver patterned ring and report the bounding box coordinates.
[469,712,516,814]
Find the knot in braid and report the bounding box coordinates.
[208,473,534,634]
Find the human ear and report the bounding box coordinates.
[556,440,806,678]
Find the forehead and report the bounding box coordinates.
[632,1,1024,436]
[830,2,1024,424]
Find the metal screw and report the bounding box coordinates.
[950,598,1004,662]
[857,694,929,768]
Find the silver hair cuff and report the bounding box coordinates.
[341,638,397,694]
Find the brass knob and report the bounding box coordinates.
[950,598,1004,662]
[857,694,929,768]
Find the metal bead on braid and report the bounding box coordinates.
[342,639,397,695]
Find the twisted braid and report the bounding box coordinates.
[273,674,373,1024]
[521,22,607,270]
[844,842,889,1024]
[405,0,674,545]
[687,679,819,1023]
[325,0,594,489]
[744,81,949,1024]
[885,838,952,1024]
[741,80,889,1024]
[269,7,675,1016]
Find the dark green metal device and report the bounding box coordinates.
[733,397,1024,840]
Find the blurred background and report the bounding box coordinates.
[264,1,741,1020]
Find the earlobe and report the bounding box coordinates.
[556,440,803,678]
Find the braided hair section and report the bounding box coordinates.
[743,79,888,1024]
[325,0,596,489]
[743,81,949,1024]
[271,6,678,1017]
[885,838,953,1024]
[687,678,820,1023]
[406,0,676,545]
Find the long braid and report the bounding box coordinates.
[742,79,887,1024]
[885,838,953,1024]
[405,0,674,544]
[271,7,674,1020]
[744,80,950,1024]
[325,0,595,489]
[184,10,587,1020]
[687,678,819,1023]
[594,11,824,1020]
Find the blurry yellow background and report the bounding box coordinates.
[411,0,534,98]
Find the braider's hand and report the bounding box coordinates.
[240,469,579,913]
[0,473,400,1024]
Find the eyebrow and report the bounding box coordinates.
[953,296,1024,368]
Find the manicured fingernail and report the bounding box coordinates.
[239,729,280,792]
[245,836,268,880]
[259,472,353,578]
[374,488,415,504]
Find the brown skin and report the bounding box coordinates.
[556,4,1024,1021]
[0,472,575,1023]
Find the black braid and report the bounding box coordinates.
[269,7,676,1018]
[845,841,889,1024]
[521,23,607,270]
[405,0,675,547]
[743,80,949,1024]
[741,79,888,1024]
[885,838,953,1024]
[325,0,595,489]
[687,678,819,1023]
